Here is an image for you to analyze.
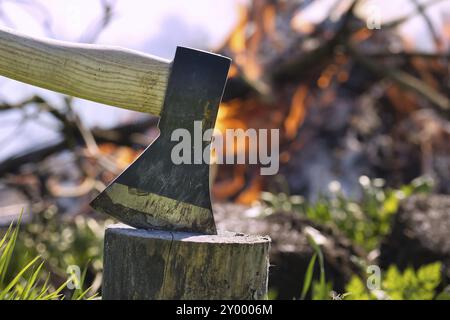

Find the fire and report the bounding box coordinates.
[284,85,307,140]
[212,0,318,204]
[98,143,141,169]
[236,175,263,204]
[212,164,246,200]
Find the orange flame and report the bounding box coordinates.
[284,85,307,139]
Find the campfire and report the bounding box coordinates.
[211,0,450,204]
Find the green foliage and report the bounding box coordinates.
[312,281,333,300]
[260,176,433,251]
[1,214,98,300]
[345,262,443,300]
[9,206,109,293]
[0,219,66,299]
[435,286,450,300]
[345,276,373,300]
[263,176,441,300]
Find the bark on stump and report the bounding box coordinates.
[102,224,271,300]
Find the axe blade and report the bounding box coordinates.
[90,47,231,235]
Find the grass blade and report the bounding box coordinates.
[0,255,40,300]
[307,234,327,299]
[301,253,317,300]
[20,261,45,300]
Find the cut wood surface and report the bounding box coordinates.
[102,224,271,300]
[0,27,170,115]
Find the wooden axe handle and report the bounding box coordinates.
[0,27,170,115]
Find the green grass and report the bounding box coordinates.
[0,215,96,300]
[6,206,111,298]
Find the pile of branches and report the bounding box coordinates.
[213,0,450,202]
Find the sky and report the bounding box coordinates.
[1,0,243,57]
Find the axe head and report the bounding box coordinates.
[90,47,231,235]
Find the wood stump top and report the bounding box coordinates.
[106,223,271,244]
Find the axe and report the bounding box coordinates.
[0,27,231,235]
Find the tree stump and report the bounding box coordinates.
[102,224,271,300]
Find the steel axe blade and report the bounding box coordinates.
[90,47,231,235]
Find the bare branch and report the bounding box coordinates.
[346,42,450,113]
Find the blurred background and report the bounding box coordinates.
[0,0,449,299]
